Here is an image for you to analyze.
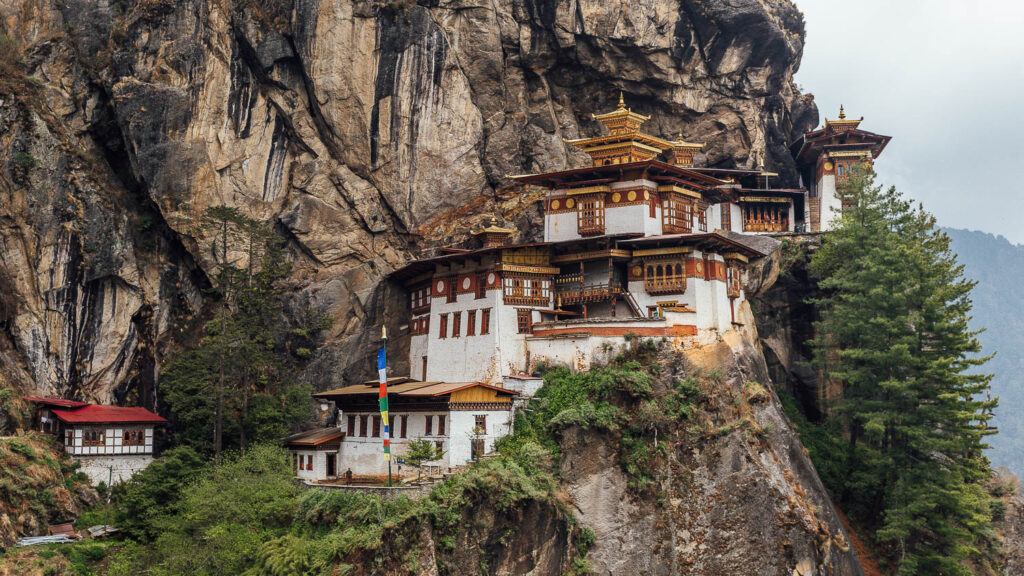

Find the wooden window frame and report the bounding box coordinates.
[372,415,381,438]
[661,194,693,234]
[697,201,708,232]
[400,415,408,439]
[347,414,356,436]
[721,202,731,231]
[467,310,476,336]
[438,415,446,436]
[644,260,687,295]
[480,309,491,334]
[576,195,605,236]
[425,415,433,436]
[438,313,448,339]
[122,429,145,446]
[446,279,458,303]
[83,429,105,447]
[359,415,368,437]
[452,311,461,338]
[474,415,487,435]
[517,309,533,334]
[475,273,488,299]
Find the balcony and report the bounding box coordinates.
[644,277,687,295]
[555,283,623,305]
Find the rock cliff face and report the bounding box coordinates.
[0,0,816,402]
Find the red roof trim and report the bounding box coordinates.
[51,405,166,424]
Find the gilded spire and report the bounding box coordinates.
[617,91,626,110]
[839,105,846,120]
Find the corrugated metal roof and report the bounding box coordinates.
[23,395,89,408]
[314,381,516,399]
[51,405,166,424]
[283,428,345,446]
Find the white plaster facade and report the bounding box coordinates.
[290,449,334,481]
[61,425,157,485]
[334,409,512,476]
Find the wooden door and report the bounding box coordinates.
[471,439,485,461]
[326,453,336,477]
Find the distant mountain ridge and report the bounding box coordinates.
[945,228,1024,476]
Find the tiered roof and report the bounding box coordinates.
[790,106,891,165]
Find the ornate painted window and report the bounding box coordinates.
[122,429,145,446]
[503,274,551,306]
[83,429,105,446]
[697,201,709,232]
[726,262,742,298]
[662,194,693,233]
[576,195,605,236]
[721,202,732,231]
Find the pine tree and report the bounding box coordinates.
[161,207,320,454]
[810,170,998,574]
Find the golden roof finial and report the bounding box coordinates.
[617,91,626,110]
[839,105,846,120]
[489,216,498,227]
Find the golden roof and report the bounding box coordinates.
[823,105,863,130]
[590,91,652,133]
[472,217,515,236]
[668,129,705,151]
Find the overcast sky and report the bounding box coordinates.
[794,0,1024,244]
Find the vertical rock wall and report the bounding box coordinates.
[0,0,817,401]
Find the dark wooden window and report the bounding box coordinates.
[474,415,487,435]
[697,202,708,232]
[452,311,461,338]
[306,455,313,470]
[742,203,789,233]
[438,415,446,436]
[83,429,105,446]
[439,314,448,339]
[347,415,356,436]
[359,415,368,437]
[517,309,533,334]
[425,415,433,436]
[122,429,144,446]
[721,202,731,231]
[446,279,458,303]
[400,415,408,438]
[435,440,444,453]
[577,195,605,236]
[372,415,381,437]
[467,310,476,336]
[476,273,488,299]
[421,356,428,380]
[480,309,491,334]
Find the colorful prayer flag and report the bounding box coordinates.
[377,345,390,460]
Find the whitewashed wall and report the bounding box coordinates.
[76,455,154,486]
[817,172,841,231]
[290,449,332,481]
[447,409,513,466]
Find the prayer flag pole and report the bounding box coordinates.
[378,326,392,486]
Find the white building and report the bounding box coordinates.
[24,398,166,486]
[313,380,515,479]
[790,107,891,232]
[284,428,345,481]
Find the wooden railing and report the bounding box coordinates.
[644,277,687,295]
[555,283,622,305]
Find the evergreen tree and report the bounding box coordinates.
[161,207,320,455]
[810,170,997,574]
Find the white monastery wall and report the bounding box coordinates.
[424,289,503,383]
[544,211,579,242]
[409,334,429,380]
[290,449,332,481]
[817,173,841,231]
[604,204,651,236]
[447,409,513,467]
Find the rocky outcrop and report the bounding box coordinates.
[559,296,863,575]
[0,0,817,401]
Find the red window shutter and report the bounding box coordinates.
[438,415,446,436]
[425,415,433,436]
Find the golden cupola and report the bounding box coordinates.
[666,130,705,168]
[565,93,673,166]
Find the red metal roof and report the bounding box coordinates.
[51,405,166,425]
[23,395,90,408]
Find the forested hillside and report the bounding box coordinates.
[945,228,1024,476]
